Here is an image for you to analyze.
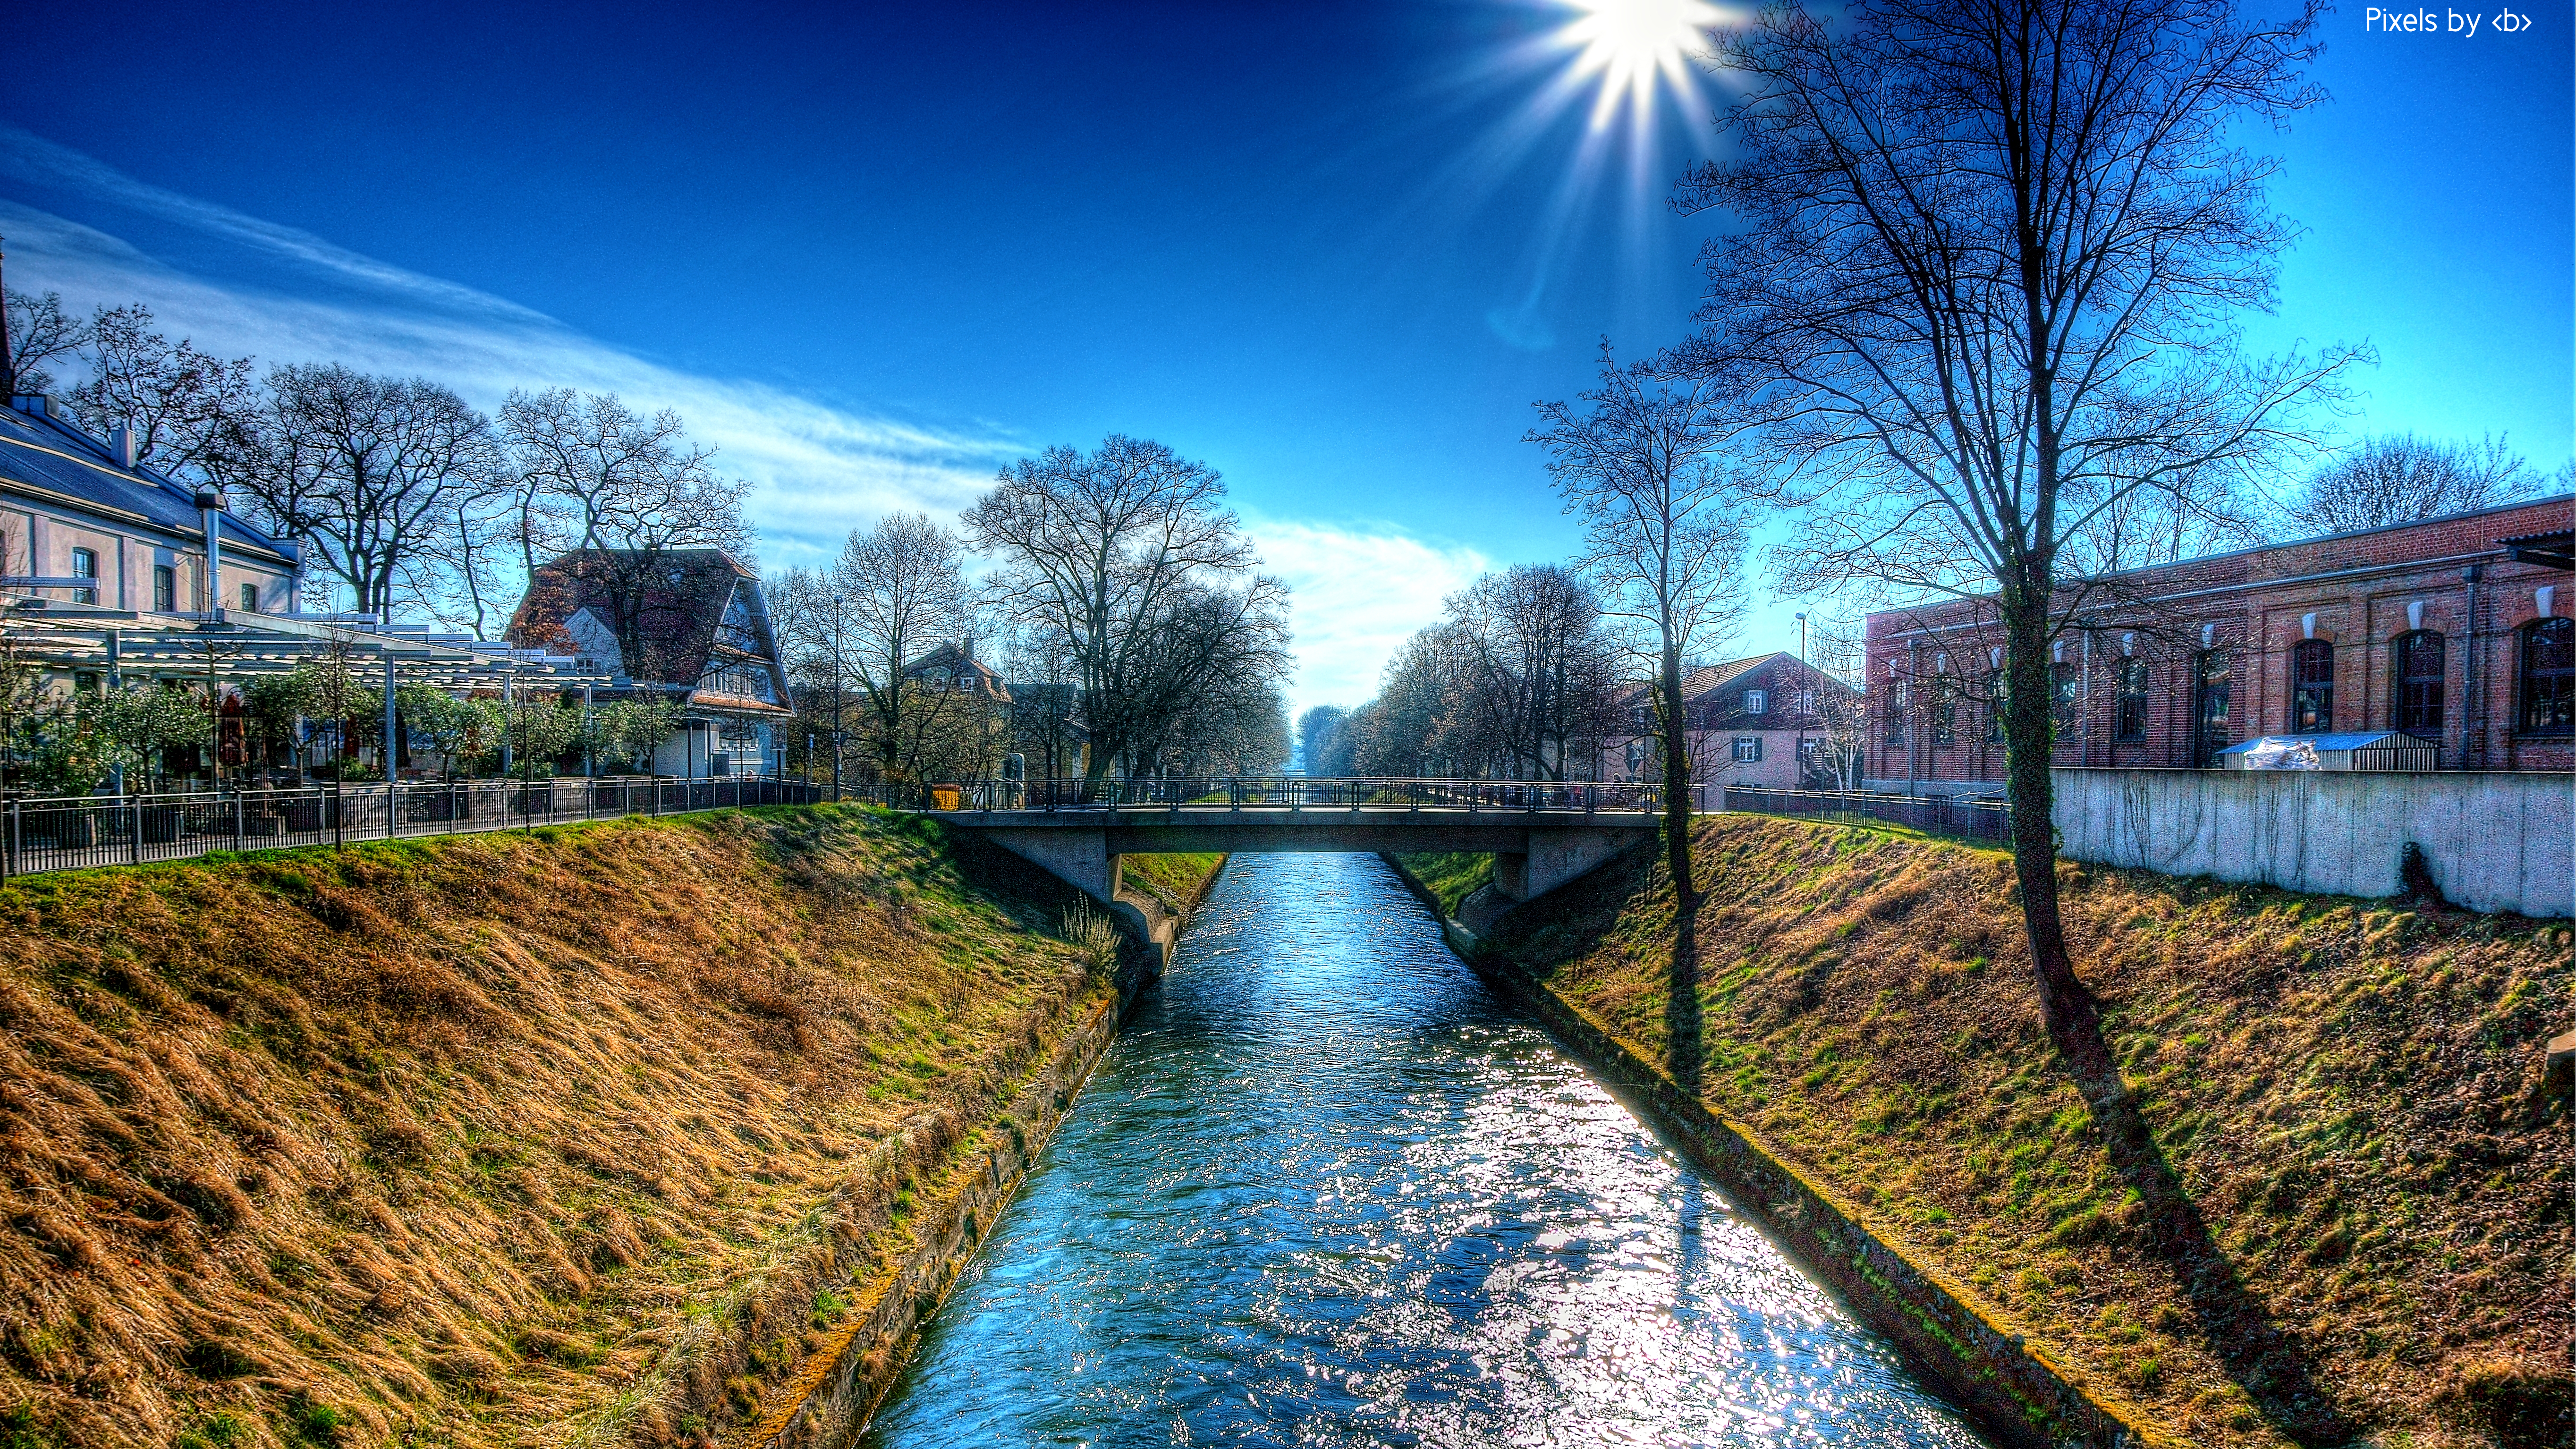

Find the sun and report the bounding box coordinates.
[1558,0,1729,130]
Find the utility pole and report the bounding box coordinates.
[830,594,846,803]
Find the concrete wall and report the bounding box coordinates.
[2051,768,2574,918]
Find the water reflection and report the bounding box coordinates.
[863,854,1989,1448]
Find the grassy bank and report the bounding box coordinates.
[0,806,1126,1449]
[1390,851,1491,918]
[1119,852,1224,915]
[1403,818,2569,1449]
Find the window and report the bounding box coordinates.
[69,547,96,605]
[2288,639,2333,732]
[153,565,176,612]
[1930,674,1956,746]
[1743,688,1768,715]
[2051,662,2081,735]
[2193,651,2231,767]
[1731,737,1762,762]
[1881,683,1906,745]
[2519,618,2574,735]
[2115,660,2148,741]
[1986,670,2008,743]
[238,580,259,613]
[2393,631,2444,737]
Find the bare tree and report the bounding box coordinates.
[229,364,499,616]
[1447,564,1624,780]
[1677,0,2357,1111]
[2283,432,2544,536]
[2,283,84,397]
[829,512,968,781]
[497,390,752,674]
[62,305,259,480]
[1528,344,1751,914]
[965,435,1287,797]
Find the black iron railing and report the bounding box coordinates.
[0,776,824,882]
[845,776,1666,815]
[1719,786,2014,843]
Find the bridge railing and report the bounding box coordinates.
[1719,786,2013,843]
[847,777,1669,814]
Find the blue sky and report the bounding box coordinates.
[4,0,2568,716]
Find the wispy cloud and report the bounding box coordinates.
[1245,515,1489,719]
[0,126,1018,568]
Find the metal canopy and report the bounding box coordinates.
[1,597,613,688]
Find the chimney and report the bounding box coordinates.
[111,423,136,468]
[195,483,226,619]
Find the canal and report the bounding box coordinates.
[863,853,1992,1447]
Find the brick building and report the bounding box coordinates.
[1862,495,2575,790]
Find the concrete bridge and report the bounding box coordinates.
[931,778,1664,907]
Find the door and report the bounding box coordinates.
[2192,651,2231,768]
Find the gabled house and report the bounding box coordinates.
[506,548,792,778]
[900,641,1011,703]
[1600,651,1863,800]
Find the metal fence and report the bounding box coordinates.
[1719,786,2015,843]
[0,775,824,882]
[839,776,1668,814]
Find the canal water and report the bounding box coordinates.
[863,853,1991,1448]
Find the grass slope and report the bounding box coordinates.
[0,806,1114,1449]
[1119,853,1224,915]
[1436,817,2569,1449]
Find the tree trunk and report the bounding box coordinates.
[1659,644,1695,906]
[1998,583,2121,1103]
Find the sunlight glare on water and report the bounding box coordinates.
[862,853,1991,1448]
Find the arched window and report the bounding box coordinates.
[1881,682,1907,745]
[1985,670,2008,743]
[1930,674,1957,745]
[2115,659,2148,741]
[2521,618,2574,735]
[2393,631,2444,737]
[2288,639,2332,732]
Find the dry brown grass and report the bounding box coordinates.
[1478,816,2570,1449]
[0,806,1110,1449]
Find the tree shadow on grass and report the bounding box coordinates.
[2067,1011,2360,1448]
[1666,888,1704,1093]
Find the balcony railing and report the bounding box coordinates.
[0,776,823,882]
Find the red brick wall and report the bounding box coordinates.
[1862,497,2575,783]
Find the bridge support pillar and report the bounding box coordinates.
[1490,827,1639,903]
[977,826,1121,905]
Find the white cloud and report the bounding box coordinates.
[0,127,1019,570]
[1245,515,1489,720]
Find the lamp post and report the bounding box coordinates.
[1794,611,1807,787]
[830,595,845,803]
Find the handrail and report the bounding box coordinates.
[842,777,1670,815]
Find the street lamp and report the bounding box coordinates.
[830,595,845,803]
[1794,610,1807,787]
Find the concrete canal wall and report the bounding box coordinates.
[749,856,1225,1449]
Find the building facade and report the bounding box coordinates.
[1862,496,2576,790]
[1601,651,1864,802]
[2,395,299,623]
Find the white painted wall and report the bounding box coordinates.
[2051,768,2573,918]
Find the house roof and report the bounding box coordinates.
[507,549,780,708]
[0,398,297,565]
[901,641,1012,703]
[1619,652,1859,727]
